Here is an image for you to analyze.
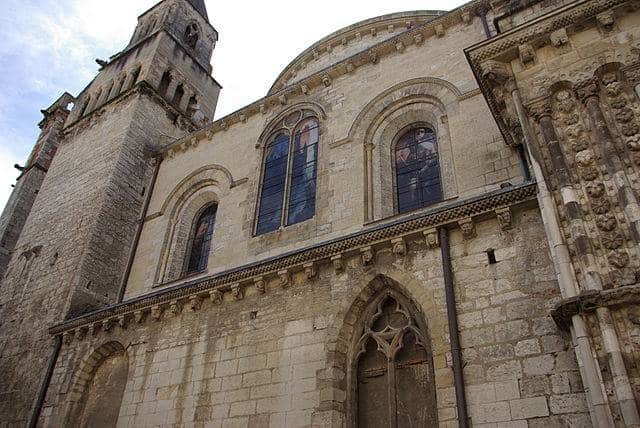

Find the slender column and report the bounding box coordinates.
[576,79,640,246]
[529,99,602,291]
[511,87,614,427]
[575,79,640,427]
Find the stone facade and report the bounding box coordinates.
[0,0,639,426]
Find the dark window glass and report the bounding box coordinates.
[395,127,442,213]
[287,118,318,225]
[256,133,290,234]
[186,204,217,274]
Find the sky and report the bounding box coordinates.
[0,0,466,210]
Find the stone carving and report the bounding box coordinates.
[596,11,614,30]
[496,207,512,230]
[278,269,291,288]
[413,33,424,45]
[322,75,332,87]
[118,315,126,328]
[550,28,569,47]
[608,249,630,268]
[231,283,244,300]
[596,212,617,232]
[331,254,344,272]
[368,50,378,64]
[391,237,406,255]
[459,218,476,239]
[89,323,100,336]
[151,305,162,321]
[102,319,113,332]
[134,310,145,324]
[518,44,535,65]
[63,331,74,345]
[254,277,266,294]
[210,290,223,305]
[361,246,374,265]
[423,228,439,248]
[169,300,182,316]
[602,231,625,250]
[189,295,203,311]
[435,24,445,37]
[395,42,405,53]
[303,262,317,279]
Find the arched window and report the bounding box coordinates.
[394,126,442,214]
[185,204,217,274]
[353,291,437,427]
[159,70,172,96]
[173,83,185,107]
[256,111,319,235]
[185,23,199,48]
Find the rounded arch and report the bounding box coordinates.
[257,101,327,148]
[324,271,441,426]
[64,341,129,426]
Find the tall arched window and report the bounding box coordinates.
[353,291,437,427]
[394,126,442,213]
[185,204,217,274]
[256,111,319,235]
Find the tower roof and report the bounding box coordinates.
[187,0,209,21]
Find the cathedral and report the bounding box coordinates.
[1,0,640,426]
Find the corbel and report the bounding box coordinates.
[219,121,228,131]
[303,262,317,280]
[361,246,374,265]
[239,113,247,123]
[312,49,319,60]
[435,24,445,38]
[368,50,378,64]
[331,254,344,272]
[254,276,266,294]
[550,28,569,47]
[496,207,513,231]
[346,62,355,74]
[405,20,413,29]
[118,314,127,329]
[77,326,88,340]
[278,269,291,288]
[63,331,74,345]
[259,103,267,114]
[597,11,614,31]
[461,10,472,24]
[391,237,407,255]
[518,44,536,66]
[322,74,332,87]
[370,28,377,37]
[278,94,287,105]
[231,283,244,300]
[151,305,163,321]
[459,217,476,239]
[134,310,145,324]
[89,322,100,336]
[210,289,223,304]
[423,228,439,249]
[413,33,424,45]
[395,41,405,53]
[387,24,395,33]
[169,300,182,316]
[189,294,203,311]
[301,84,309,95]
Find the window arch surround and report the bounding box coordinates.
[254,103,326,235]
[391,122,443,214]
[183,202,217,275]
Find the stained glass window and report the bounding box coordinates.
[395,127,442,214]
[256,112,319,235]
[185,204,217,274]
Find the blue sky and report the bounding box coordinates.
[0,0,465,209]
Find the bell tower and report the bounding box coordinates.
[0,0,221,424]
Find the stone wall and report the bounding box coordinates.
[42,207,590,427]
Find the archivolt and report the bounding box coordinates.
[345,77,462,143]
[257,101,327,148]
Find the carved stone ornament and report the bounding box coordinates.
[496,207,513,230]
[459,218,476,239]
[189,295,203,311]
[278,94,287,105]
[597,11,615,30]
[102,319,114,332]
[461,11,471,24]
[480,60,512,87]
[134,310,145,324]
[63,331,74,345]
[602,231,625,250]
[575,149,595,167]
[210,289,223,305]
[278,269,291,288]
[596,212,618,232]
[90,323,100,336]
[413,33,424,45]
[368,50,378,64]
[591,197,611,215]
[151,305,162,321]
[303,262,317,279]
[118,315,127,328]
[346,62,355,73]
[231,283,244,300]
[331,254,344,272]
[361,246,374,265]
[77,327,87,340]
[391,237,407,255]
[435,24,445,38]
[518,44,536,65]
[322,74,332,87]
[608,249,629,268]
[586,182,606,198]
[550,28,569,47]
[301,84,309,95]
[254,277,266,294]
[259,103,267,114]
[423,228,439,249]
[169,300,182,316]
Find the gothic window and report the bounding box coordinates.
[185,204,217,274]
[185,23,199,49]
[394,126,442,214]
[255,111,319,235]
[354,292,437,427]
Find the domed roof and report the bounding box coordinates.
[268,10,446,95]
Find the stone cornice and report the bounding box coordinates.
[49,182,537,338]
[464,0,630,147]
[551,285,640,330]
[162,0,489,160]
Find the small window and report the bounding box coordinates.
[394,126,442,213]
[159,71,172,96]
[185,23,199,49]
[173,84,185,106]
[255,111,319,235]
[185,204,217,274]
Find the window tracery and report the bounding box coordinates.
[185,204,217,274]
[256,110,319,235]
[354,292,437,427]
[394,126,442,213]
